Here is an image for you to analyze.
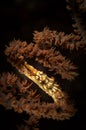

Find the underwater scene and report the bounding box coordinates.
[0,0,86,130]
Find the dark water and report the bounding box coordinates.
[0,0,86,130]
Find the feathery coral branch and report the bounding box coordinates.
[0,72,76,120]
[5,36,78,80]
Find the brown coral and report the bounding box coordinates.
[1,27,85,130]
[0,72,76,119]
[5,29,79,81]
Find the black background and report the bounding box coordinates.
[0,0,86,130]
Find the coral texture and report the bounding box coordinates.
[0,1,86,130]
[0,27,85,129]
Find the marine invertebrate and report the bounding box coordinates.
[0,25,86,129]
[20,61,64,104]
[0,1,86,129]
